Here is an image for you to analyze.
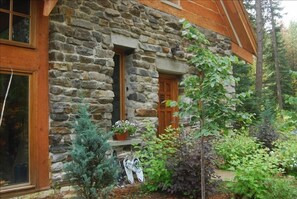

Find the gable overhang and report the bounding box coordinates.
[217,0,257,63]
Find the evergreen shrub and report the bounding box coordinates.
[64,105,118,199]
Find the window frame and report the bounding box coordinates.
[113,49,126,122]
[0,1,49,196]
[0,0,37,48]
[0,70,34,192]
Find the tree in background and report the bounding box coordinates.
[263,0,296,110]
[255,0,265,102]
[283,22,297,71]
[283,22,297,108]
[268,0,283,109]
[243,0,296,112]
[243,0,256,24]
[233,61,258,119]
[64,105,118,199]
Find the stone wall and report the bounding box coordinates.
[48,0,231,184]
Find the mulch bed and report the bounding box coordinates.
[47,184,232,199]
[112,184,232,199]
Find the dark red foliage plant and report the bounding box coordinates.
[165,134,221,198]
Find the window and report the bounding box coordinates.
[0,72,30,188]
[112,50,125,124]
[0,0,49,194]
[0,0,33,45]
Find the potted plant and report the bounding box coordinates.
[112,120,137,140]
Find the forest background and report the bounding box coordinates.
[234,0,297,125]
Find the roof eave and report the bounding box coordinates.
[218,0,257,59]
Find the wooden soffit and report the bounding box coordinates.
[217,0,257,58]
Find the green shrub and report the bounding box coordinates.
[64,105,118,199]
[135,123,177,192]
[214,132,260,170]
[274,136,297,175]
[276,96,297,133]
[264,177,297,199]
[166,135,219,198]
[136,124,220,197]
[227,149,282,199]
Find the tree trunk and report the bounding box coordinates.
[199,72,205,199]
[200,135,205,199]
[269,0,283,109]
[255,0,264,101]
[200,134,205,199]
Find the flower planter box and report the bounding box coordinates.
[113,132,129,141]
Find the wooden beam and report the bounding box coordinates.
[37,1,50,189]
[232,42,254,64]
[43,0,58,16]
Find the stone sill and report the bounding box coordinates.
[108,138,142,147]
[0,184,35,194]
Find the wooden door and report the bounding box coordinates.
[158,74,178,134]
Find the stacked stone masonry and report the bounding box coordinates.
[49,0,232,183]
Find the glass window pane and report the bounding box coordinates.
[12,15,30,43]
[112,54,121,124]
[0,73,29,187]
[13,0,30,15]
[0,0,10,10]
[0,12,9,40]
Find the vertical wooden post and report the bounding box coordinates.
[43,0,58,16]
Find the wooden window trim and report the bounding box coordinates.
[161,0,182,9]
[0,184,35,194]
[0,70,34,192]
[114,49,126,121]
[0,1,49,196]
[0,0,37,48]
[0,69,49,196]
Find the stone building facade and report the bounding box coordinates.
[0,0,258,197]
[48,0,232,183]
